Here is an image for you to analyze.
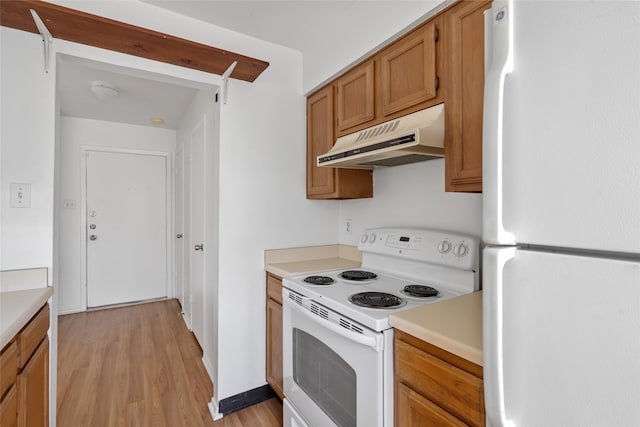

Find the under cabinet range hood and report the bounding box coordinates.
[317,103,445,169]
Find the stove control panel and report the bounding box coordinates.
[358,228,479,271]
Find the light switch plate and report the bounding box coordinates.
[10,183,31,208]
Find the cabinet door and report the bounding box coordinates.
[396,383,467,427]
[380,20,439,116]
[1,385,17,427]
[444,0,491,192]
[266,298,284,399]
[17,338,48,427]
[336,61,375,132]
[1,341,18,399]
[307,85,336,197]
[306,86,373,200]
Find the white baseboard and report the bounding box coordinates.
[58,307,84,316]
[208,398,223,421]
[202,354,214,382]
[182,312,192,330]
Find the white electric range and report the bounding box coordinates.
[282,227,479,427]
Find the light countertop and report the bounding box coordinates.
[389,291,483,366]
[0,287,54,349]
[265,244,361,277]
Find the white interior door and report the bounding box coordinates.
[175,148,185,307]
[190,120,205,344]
[86,150,168,307]
[182,140,193,328]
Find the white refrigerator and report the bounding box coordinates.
[482,1,640,426]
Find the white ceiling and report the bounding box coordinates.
[144,1,438,55]
[57,1,441,129]
[57,56,202,129]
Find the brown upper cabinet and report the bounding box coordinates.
[444,0,491,192]
[306,0,488,197]
[380,19,440,117]
[307,85,373,199]
[336,61,375,132]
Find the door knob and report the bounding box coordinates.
[89,235,98,241]
[194,243,203,251]
[177,233,183,239]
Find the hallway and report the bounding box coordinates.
[57,299,282,426]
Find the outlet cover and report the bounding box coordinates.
[10,183,31,208]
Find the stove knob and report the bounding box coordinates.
[437,239,452,254]
[368,232,377,243]
[361,233,369,244]
[453,242,469,258]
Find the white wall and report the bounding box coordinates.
[1,28,56,274]
[339,160,483,244]
[216,55,342,402]
[2,0,340,413]
[57,117,176,313]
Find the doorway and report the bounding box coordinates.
[83,148,171,308]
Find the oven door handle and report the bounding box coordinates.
[288,297,381,351]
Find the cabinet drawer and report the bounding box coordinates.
[0,384,17,427]
[18,304,49,369]
[1,341,18,400]
[396,382,467,427]
[395,339,484,426]
[266,274,283,304]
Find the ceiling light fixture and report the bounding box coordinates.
[150,118,165,125]
[90,80,120,100]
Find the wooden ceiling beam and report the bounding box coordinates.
[0,0,269,82]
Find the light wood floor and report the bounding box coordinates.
[57,299,282,427]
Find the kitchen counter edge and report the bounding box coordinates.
[0,286,54,350]
[389,291,483,366]
[265,244,361,277]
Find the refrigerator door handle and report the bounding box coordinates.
[482,0,515,245]
[483,247,516,427]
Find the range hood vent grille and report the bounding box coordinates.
[317,103,445,170]
[354,119,401,143]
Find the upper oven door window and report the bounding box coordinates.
[283,289,385,427]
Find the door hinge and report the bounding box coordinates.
[434,28,439,42]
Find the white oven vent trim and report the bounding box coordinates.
[288,292,365,335]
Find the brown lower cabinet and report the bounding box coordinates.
[0,303,50,427]
[266,273,284,399]
[395,330,485,427]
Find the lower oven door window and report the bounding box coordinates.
[293,329,357,426]
[283,289,385,427]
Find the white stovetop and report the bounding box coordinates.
[283,268,466,332]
